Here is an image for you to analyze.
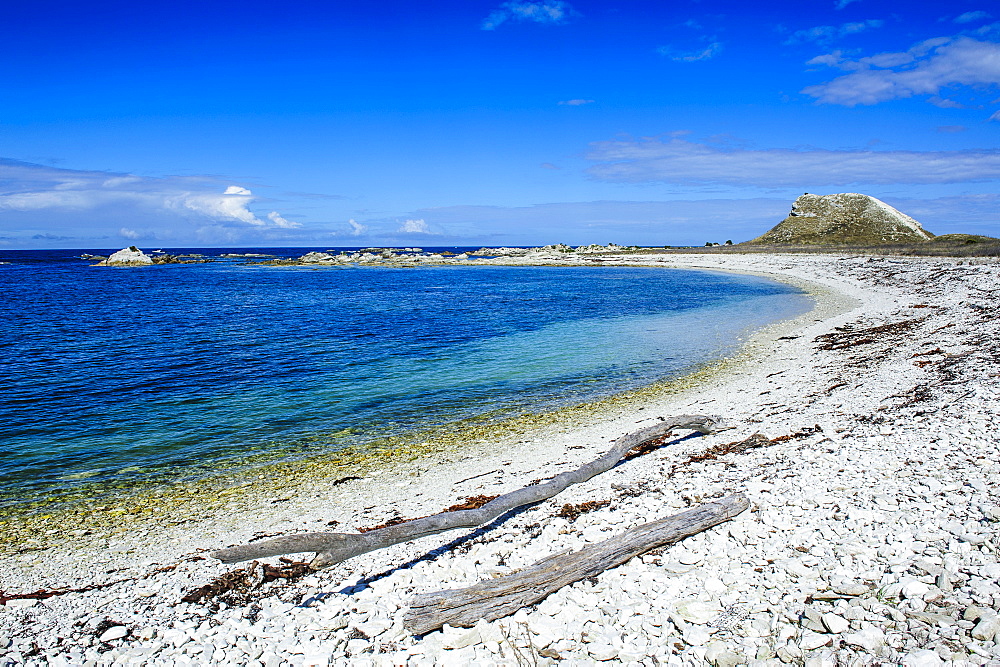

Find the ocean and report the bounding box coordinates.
[0,248,811,513]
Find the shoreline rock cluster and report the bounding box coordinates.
[278,249,471,266]
[262,243,638,267]
[2,253,999,666]
[469,244,635,257]
[91,246,207,266]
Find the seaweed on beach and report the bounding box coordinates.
[814,317,926,351]
[882,348,977,412]
[358,514,407,533]
[261,559,313,583]
[678,433,773,466]
[358,494,500,533]
[442,494,500,513]
[180,561,261,604]
[180,558,313,605]
[1,583,111,606]
[623,431,674,460]
[671,427,823,471]
[0,562,182,607]
[556,499,611,521]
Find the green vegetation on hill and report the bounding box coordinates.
[744,193,935,246]
[929,234,999,245]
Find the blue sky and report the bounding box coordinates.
[1,0,998,248]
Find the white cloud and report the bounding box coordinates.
[0,189,103,210]
[929,95,967,108]
[179,187,270,226]
[0,159,300,229]
[102,176,142,188]
[835,0,860,9]
[398,218,431,234]
[954,10,992,24]
[481,1,575,30]
[657,19,723,62]
[267,211,301,228]
[990,109,1000,121]
[657,42,722,62]
[348,219,367,236]
[559,98,594,105]
[0,159,307,245]
[802,37,1000,109]
[786,20,883,46]
[585,136,1000,187]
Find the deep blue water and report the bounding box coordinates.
[0,247,810,510]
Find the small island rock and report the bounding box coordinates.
[97,246,154,266]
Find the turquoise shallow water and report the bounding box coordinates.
[0,248,811,509]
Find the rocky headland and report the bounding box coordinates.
[745,193,935,246]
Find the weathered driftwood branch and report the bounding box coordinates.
[403,493,749,635]
[211,414,720,569]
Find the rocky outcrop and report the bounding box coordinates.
[276,249,453,266]
[746,193,935,246]
[267,244,647,267]
[471,247,533,257]
[96,246,154,266]
[470,244,632,257]
[92,247,207,266]
[150,254,183,265]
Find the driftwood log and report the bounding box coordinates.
[404,493,749,635]
[212,414,720,569]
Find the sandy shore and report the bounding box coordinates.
[2,252,999,666]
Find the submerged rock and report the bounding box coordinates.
[151,254,184,264]
[746,193,935,245]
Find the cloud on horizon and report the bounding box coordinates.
[409,199,792,245]
[802,36,1000,112]
[348,219,367,236]
[585,136,1000,187]
[889,193,1000,236]
[266,211,301,228]
[0,159,308,246]
[3,163,996,249]
[397,218,433,234]
[405,193,999,245]
[481,1,575,30]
